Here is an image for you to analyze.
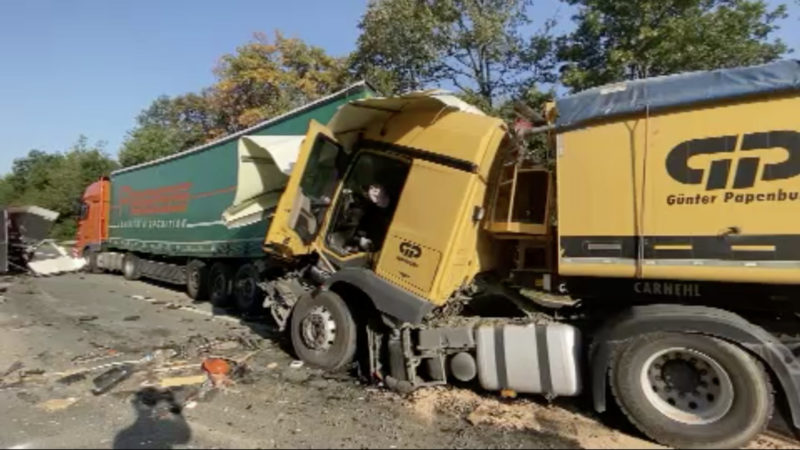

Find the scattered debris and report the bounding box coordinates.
[290,360,304,369]
[57,372,88,385]
[0,282,10,292]
[267,362,278,370]
[91,365,133,395]
[159,375,207,388]
[25,240,86,276]
[213,341,240,351]
[2,361,23,379]
[77,315,98,322]
[184,401,197,409]
[123,315,141,321]
[500,389,518,399]
[71,348,119,365]
[0,295,6,304]
[37,397,79,412]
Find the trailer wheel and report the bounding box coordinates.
[122,254,141,280]
[234,263,262,313]
[290,291,357,372]
[186,260,208,301]
[208,262,233,308]
[610,332,773,449]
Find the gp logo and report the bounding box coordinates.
[666,130,800,190]
[399,241,422,259]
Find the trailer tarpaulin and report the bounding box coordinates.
[555,59,800,129]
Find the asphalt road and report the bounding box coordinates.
[0,273,794,449]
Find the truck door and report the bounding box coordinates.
[265,120,348,257]
[320,151,411,268]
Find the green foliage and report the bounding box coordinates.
[558,0,789,92]
[118,92,218,167]
[212,31,352,132]
[3,136,117,239]
[352,0,557,109]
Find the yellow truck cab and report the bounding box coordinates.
[252,62,800,449]
[265,94,511,309]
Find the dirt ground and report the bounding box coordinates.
[0,272,796,449]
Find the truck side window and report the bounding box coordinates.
[79,203,89,220]
[299,136,347,204]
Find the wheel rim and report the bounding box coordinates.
[124,259,135,277]
[188,267,200,291]
[236,271,256,303]
[300,306,337,351]
[640,346,734,425]
[212,272,226,298]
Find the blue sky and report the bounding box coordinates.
[0,0,797,175]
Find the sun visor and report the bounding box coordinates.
[222,135,303,229]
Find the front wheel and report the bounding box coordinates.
[610,332,773,449]
[290,291,357,372]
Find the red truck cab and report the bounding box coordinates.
[75,177,110,257]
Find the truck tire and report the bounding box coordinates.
[208,262,233,308]
[610,332,773,449]
[290,291,357,372]
[85,249,102,274]
[122,254,141,280]
[234,263,262,314]
[186,260,208,301]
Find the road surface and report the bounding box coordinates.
[0,273,794,449]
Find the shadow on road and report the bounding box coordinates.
[113,387,191,450]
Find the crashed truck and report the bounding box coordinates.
[78,60,800,448]
[0,206,84,275]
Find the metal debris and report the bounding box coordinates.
[91,365,133,395]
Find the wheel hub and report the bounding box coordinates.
[237,276,256,298]
[300,306,337,351]
[641,347,734,425]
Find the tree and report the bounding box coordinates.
[352,0,557,110]
[118,92,217,168]
[558,0,789,92]
[211,31,352,132]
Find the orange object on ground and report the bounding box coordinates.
[201,358,230,375]
[202,358,233,387]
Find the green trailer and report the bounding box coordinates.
[86,82,374,309]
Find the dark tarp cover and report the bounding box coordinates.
[555,60,800,129]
